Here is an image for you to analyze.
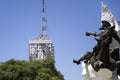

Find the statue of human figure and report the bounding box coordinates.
[73,20,120,72]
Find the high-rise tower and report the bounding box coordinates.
[28,0,54,61]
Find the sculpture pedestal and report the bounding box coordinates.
[81,62,120,80]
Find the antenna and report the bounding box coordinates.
[42,0,48,38]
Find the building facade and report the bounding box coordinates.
[29,36,54,61]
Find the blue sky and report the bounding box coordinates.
[0,0,120,80]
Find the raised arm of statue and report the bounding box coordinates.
[85,32,102,37]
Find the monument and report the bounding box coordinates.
[73,2,120,80]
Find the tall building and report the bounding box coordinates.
[28,0,54,61]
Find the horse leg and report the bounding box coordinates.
[73,51,91,65]
[94,60,103,71]
[111,68,119,80]
[116,61,120,76]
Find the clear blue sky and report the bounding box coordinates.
[0,0,120,80]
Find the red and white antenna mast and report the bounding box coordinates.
[42,0,48,38]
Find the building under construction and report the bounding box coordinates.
[28,0,54,61]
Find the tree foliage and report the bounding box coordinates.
[0,58,64,80]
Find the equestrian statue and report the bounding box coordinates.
[73,21,120,80]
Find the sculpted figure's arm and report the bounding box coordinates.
[85,32,102,37]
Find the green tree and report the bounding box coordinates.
[0,58,64,80]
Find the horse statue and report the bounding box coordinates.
[73,21,120,80]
